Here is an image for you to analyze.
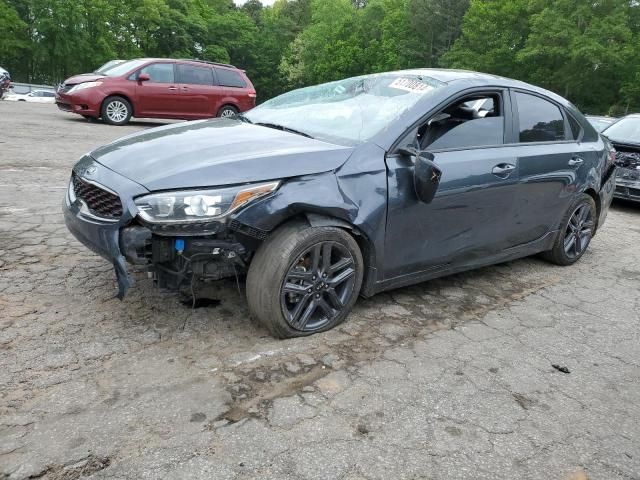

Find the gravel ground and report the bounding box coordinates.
[1,102,639,480]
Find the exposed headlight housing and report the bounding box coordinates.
[134,181,280,224]
[67,81,103,94]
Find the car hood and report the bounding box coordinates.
[63,73,105,85]
[90,119,355,191]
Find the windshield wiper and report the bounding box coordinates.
[235,113,253,124]
[255,122,313,139]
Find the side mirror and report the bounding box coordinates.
[398,146,442,204]
[138,73,150,82]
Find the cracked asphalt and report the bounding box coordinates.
[1,102,639,480]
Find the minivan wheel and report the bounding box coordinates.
[247,222,364,339]
[542,193,596,266]
[217,105,238,118]
[101,96,132,125]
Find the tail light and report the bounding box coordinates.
[248,92,257,98]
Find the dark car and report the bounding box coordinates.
[55,58,256,125]
[602,114,640,202]
[64,69,616,338]
[586,115,617,132]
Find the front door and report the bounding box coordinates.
[384,91,522,279]
[134,62,180,117]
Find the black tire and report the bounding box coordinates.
[542,193,596,266]
[101,96,132,125]
[246,222,364,339]
[217,105,238,118]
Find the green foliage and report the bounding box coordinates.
[0,0,638,112]
[444,0,640,114]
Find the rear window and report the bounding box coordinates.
[567,114,582,140]
[515,92,565,142]
[215,68,246,88]
[177,64,214,86]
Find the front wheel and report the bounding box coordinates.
[247,222,364,338]
[101,96,132,125]
[542,193,596,266]
[217,105,238,118]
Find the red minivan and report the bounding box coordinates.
[55,58,257,125]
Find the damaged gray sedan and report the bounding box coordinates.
[64,69,616,338]
[602,114,640,202]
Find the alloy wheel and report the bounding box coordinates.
[106,101,128,123]
[220,108,236,118]
[563,204,594,259]
[280,241,356,332]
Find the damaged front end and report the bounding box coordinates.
[119,224,254,293]
[64,155,280,299]
[614,146,640,202]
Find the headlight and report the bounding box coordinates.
[134,181,280,224]
[67,81,102,94]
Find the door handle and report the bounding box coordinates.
[568,156,584,167]
[168,86,178,91]
[492,163,516,177]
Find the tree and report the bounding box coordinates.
[0,1,29,78]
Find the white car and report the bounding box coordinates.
[4,90,56,103]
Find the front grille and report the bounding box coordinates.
[72,173,123,219]
[228,219,268,240]
[58,83,73,94]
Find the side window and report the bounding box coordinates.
[567,114,582,141]
[418,94,505,151]
[139,63,175,83]
[177,64,214,86]
[515,92,565,142]
[215,68,246,88]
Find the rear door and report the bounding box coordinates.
[133,62,180,117]
[214,67,249,112]
[176,63,218,117]
[509,90,594,244]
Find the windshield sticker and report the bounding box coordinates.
[389,77,433,93]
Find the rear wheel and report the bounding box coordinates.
[101,96,132,125]
[247,222,364,338]
[542,193,596,266]
[217,105,238,118]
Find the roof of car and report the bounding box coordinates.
[130,58,237,69]
[391,68,571,106]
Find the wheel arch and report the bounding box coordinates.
[101,93,135,117]
[583,187,601,231]
[217,103,239,116]
[262,212,378,298]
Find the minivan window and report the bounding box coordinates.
[215,68,246,88]
[138,63,175,83]
[103,59,147,77]
[516,92,565,142]
[177,64,214,86]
